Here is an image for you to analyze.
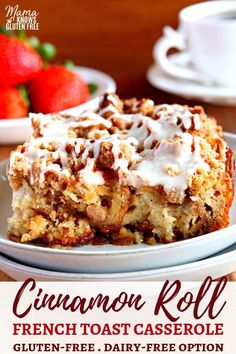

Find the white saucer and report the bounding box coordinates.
[0,132,236,274]
[0,66,116,145]
[147,53,236,105]
[0,242,235,281]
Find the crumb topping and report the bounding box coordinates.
[9,94,222,198]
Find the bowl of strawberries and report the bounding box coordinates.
[0,29,116,144]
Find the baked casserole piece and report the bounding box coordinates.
[7,94,235,247]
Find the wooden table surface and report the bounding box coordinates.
[0,0,235,280]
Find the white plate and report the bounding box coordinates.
[0,133,236,274]
[0,243,235,281]
[147,52,236,105]
[0,66,116,144]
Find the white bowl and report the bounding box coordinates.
[0,134,236,274]
[0,66,116,144]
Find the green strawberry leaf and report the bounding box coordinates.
[16,30,27,41]
[28,36,56,62]
[0,25,13,36]
[38,42,57,60]
[28,36,41,50]
[18,85,30,107]
[64,60,75,70]
[88,83,98,94]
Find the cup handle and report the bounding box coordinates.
[153,26,201,81]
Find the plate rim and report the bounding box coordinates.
[0,130,236,257]
[0,244,235,279]
[0,224,236,257]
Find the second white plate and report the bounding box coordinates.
[0,133,236,274]
[0,242,235,281]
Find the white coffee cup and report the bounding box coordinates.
[153,1,236,87]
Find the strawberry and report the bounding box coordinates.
[0,34,43,87]
[0,87,28,119]
[28,66,90,113]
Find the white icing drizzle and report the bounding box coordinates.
[79,111,112,128]
[79,158,104,185]
[30,110,111,139]
[125,134,210,194]
[11,101,210,195]
[193,114,201,130]
[110,135,139,177]
[105,94,119,106]
[9,151,24,175]
[98,104,119,116]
